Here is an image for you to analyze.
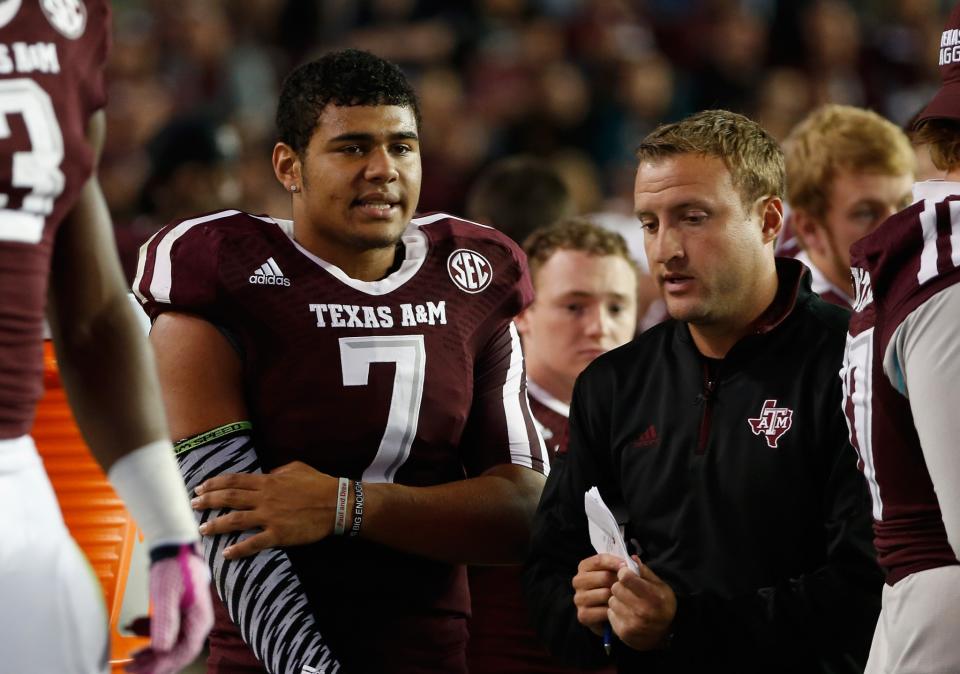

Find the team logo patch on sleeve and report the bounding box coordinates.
[447,249,493,293]
[747,400,793,448]
[0,0,23,30]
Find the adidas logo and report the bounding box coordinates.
[632,424,658,448]
[249,257,291,286]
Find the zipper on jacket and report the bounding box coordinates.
[696,362,717,455]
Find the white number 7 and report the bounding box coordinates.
[339,335,426,483]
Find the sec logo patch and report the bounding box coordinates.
[0,0,23,31]
[447,249,493,293]
[41,0,86,39]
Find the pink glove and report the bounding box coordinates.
[126,543,214,674]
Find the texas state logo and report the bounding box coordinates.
[40,0,86,39]
[447,248,493,293]
[747,399,793,448]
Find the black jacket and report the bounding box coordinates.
[523,260,881,673]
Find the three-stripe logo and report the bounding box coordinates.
[249,257,291,286]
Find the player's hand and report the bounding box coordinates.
[126,544,214,674]
[572,553,624,635]
[607,555,676,651]
[191,461,338,558]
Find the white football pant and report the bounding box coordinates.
[0,435,109,674]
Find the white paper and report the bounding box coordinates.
[584,487,639,573]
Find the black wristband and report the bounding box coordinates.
[349,480,364,537]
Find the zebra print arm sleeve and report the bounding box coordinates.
[174,422,342,674]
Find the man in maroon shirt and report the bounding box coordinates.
[841,5,960,671]
[0,2,212,673]
[780,104,914,308]
[468,218,636,674]
[137,49,547,673]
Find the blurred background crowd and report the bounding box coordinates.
[107,0,953,280]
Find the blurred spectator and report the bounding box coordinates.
[466,155,575,243]
[113,114,241,282]
[802,0,867,107]
[418,65,491,212]
[101,1,950,263]
[752,68,813,142]
[690,5,769,113]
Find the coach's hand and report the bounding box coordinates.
[572,553,624,636]
[608,555,676,651]
[192,460,338,558]
[126,544,213,674]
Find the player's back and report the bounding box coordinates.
[843,180,960,583]
[0,0,110,439]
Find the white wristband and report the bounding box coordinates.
[107,439,198,548]
[334,477,350,536]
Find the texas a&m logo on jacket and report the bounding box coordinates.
[748,400,793,448]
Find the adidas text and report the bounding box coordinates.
[249,274,291,286]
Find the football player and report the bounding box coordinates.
[0,2,212,674]
[468,218,636,674]
[841,5,960,672]
[781,104,914,307]
[136,49,547,673]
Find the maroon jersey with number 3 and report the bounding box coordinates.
[0,0,110,438]
[135,209,547,672]
[841,180,960,584]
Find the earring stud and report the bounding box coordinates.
[290,184,299,192]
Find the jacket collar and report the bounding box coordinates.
[676,257,811,352]
[750,257,809,335]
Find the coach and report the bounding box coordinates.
[523,110,881,673]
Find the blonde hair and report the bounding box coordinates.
[522,217,638,281]
[635,109,785,207]
[784,104,915,218]
[912,118,960,172]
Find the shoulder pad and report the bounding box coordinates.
[413,212,533,315]
[133,210,274,319]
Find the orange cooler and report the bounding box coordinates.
[31,340,150,671]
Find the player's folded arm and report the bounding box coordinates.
[146,312,343,672]
[174,423,342,674]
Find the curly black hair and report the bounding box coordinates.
[276,49,421,155]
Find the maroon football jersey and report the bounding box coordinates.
[0,0,110,438]
[842,180,960,585]
[468,379,613,674]
[136,209,547,671]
